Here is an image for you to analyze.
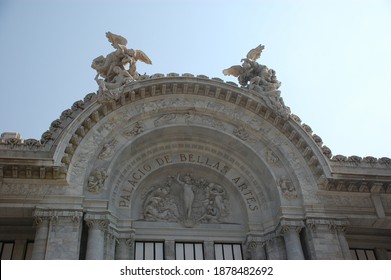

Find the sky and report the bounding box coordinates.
[0,0,390,158]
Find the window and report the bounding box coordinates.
[214,243,242,260]
[0,242,14,260]
[134,241,164,260]
[350,249,376,260]
[175,242,204,260]
[24,241,34,260]
[0,240,34,260]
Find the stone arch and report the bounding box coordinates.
[58,76,331,240]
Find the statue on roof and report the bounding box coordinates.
[223,44,289,118]
[223,44,281,92]
[92,32,152,98]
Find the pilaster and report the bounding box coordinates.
[304,218,350,260]
[115,231,135,260]
[245,234,266,260]
[31,209,50,260]
[32,208,83,260]
[104,228,116,260]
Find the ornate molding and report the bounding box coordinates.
[306,218,349,233]
[0,165,65,180]
[33,209,83,226]
[319,177,391,194]
[84,212,110,231]
[278,219,305,234]
[0,183,66,196]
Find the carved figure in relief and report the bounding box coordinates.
[87,168,108,193]
[143,186,179,222]
[278,178,298,199]
[124,121,144,137]
[223,44,281,92]
[92,32,152,97]
[142,174,230,226]
[205,183,228,218]
[176,174,195,219]
[98,139,117,160]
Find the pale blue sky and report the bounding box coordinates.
[0,0,390,157]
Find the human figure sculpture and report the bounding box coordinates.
[143,186,179,222]
[223,44,281,92]
[176,174,195,219]
[95,66,133,91]
[92,32,152,93]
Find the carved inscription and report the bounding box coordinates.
[118,153,260,212]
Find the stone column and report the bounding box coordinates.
[279,220,305,260]
[31,211,50,260]
[85,214,108,260]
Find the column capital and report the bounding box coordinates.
[278,219,305,234]
[33,208,83,226]
[305,218,350,233]
[84,212,110,231]
[116,237,134,248]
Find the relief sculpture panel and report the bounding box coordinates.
[142,173,230,227]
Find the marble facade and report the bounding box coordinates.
[1,74,390,259]
[1,36,390,259]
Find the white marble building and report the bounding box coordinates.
[1,35,390,260]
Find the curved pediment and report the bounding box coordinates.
[46,74,329,182]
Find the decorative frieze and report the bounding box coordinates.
[33,209,83,226]
[0,165,65,180]
[321,178,391,194]
[306,218,349,233]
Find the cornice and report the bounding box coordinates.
[53,74,331,181]
[318,175,391,194]
[1,74,389,184]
